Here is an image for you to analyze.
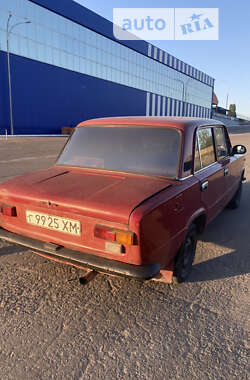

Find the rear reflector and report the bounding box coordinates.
[105,241,123,254]
[94,225,135,246]
[0,204,17,217]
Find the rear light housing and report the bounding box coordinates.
[94,225,135,246]
[94,225,116,241]
[0,204,17,217]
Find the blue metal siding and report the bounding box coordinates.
[0,51,146,134]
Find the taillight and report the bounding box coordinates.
[94,225,135,246]
[94,225,116,241]
[115,230,134,245]
[0,204,17,217]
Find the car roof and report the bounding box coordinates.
[77,116,223,131]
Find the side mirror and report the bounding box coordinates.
[231,145,247,155]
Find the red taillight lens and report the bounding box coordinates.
[94,225,116,241]
[94,225,135,246]
[0,204,17,217]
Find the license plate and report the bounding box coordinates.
[26,210,81,236]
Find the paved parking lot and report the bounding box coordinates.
[0,130,249,380]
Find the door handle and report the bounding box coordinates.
[201,180,208,192]
[224,168,229,176]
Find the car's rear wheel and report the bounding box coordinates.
[174,224,198,283]
[227,180,242,209]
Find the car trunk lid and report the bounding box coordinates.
[0,166,172,224]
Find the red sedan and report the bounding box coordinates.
[0,117,246,284]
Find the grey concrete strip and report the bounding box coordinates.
[0,155,57,164]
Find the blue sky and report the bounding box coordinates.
[76,0,250,117]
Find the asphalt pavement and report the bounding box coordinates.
[0,131,249,380]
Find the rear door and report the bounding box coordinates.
[194,127,227,223]
[213,126,234,205]
[216,126,244,201]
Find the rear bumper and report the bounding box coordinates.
[0,228,160,280]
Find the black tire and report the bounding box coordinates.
[227,180,242,209]
[174,224,198,283]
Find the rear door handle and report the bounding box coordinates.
[201,180,208,192]
[224,168,229,176]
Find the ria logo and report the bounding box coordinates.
[180,13,214,35]
[175,8,219,40]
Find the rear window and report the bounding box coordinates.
[57,125,181,177]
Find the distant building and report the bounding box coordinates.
[0,0,215,134]
[212,92,218,106]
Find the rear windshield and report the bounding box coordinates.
[57,125,181,177]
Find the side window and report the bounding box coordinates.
[195,128,216,171]
[214,127,229,160]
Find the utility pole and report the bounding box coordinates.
[175,79,185,102]
[225,93,229,110]
[6,13,31,135]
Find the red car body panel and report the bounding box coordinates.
[0,167,172,265]
[0,166,173,224]
[0,117,246,280]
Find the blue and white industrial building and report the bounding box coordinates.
[0,0,215,134]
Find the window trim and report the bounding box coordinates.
[194,133,202,171]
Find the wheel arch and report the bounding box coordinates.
[186,208,207,234]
